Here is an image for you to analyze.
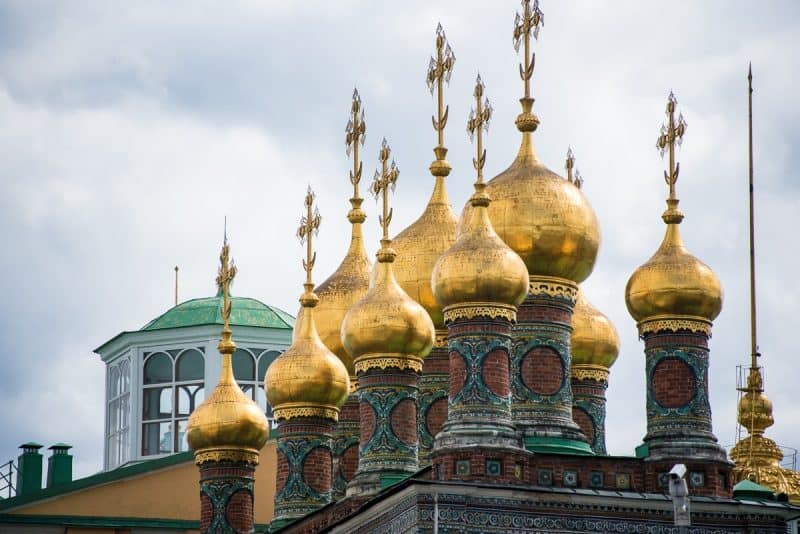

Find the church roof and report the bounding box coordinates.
[141,295,295,331]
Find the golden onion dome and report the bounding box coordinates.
[266,290,350,421]
[571,290,620,369]
[433,183,528,311]
[296,199,371,377]
[342,245,435,365]
[625,200,722,323]
[392,174,458,329]
[461,127,600,283]
[186,354,269,460]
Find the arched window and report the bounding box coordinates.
[142,348,205,456]
[107,358,131,469]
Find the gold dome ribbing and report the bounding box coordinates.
[433,76,529,317]
[393,24,458,330]
[461,3,599,284]
[571,290,620,369]
[187,239,269,465]
[265,189,350,422]
[299,90,372,377]
[625,93,722,329]
[342,140,435,373]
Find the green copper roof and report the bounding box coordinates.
[733,478,778,501]
[142,295,295,331]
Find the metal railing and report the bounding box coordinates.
[0,460,16,499]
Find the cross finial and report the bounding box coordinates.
[655,91,687,202]
[467,74,492,187]
[297,187,321,294]
[565,147,583,189]
[513,0,544,100]
[427,23,456,174]
[371,138,399,246]
[215,231,237,354]
[345,88,366,200]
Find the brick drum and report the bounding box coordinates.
[276,450,289,494]
[449,350,467,398]
[425,397,448,438]
[572,406,595,444]
[652,357,696,408]
[521,347,564,395]
[391,398,418,446]
[200,493,212,532]
[226,489,253,532]
[360,402,377,446]
[340,443,359,482]
[482,348,510,397]
[303,446,332,494]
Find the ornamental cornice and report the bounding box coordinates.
[194,446,260,466]
[571,364,610,383]
[273,405,340,422]
[637,315,712,338]
[528,275,579,304]
[354,354,423,374]
[443,302,517,325]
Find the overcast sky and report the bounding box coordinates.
[1,1,798,478]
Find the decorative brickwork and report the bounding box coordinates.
[642,330,727,463]
[349,366,420,496]
[332,393,360,500]
[511,279,589,451]
[482,348,511,397]
[198,461,255,534]
[417,341,449,467]
[272,417,335,526]
[571,372,609,454]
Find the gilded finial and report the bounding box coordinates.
[345,88,367,226]
[513,0,544,132]
[467,74,492,206]
[215,231,237,355]
[371,138,399,260]
[655,91,687,224]
[427,23,456,177]
[297,187,321,306]
[174,265,179,306]
[565,147,583,189]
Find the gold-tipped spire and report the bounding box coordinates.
[426,22,456,176]
[266,189,350,422]
[433,75,529,316]
[392,25,459,331]
[174,265,179,306]
[371,139,399,256]
[513,0,544,132]
[305,90,372,378]
[625,92,722,333]
[186,235,268,465]
[565,147,583,189]
[747,64,759,370]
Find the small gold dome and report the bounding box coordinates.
[393,176,458,329]
[296,202,371,377]
[461,133,600,283]
[433,185,528,310]
[341,246,435,364]
[186,356,269,459]
[571,290,620,369]
[266,293,350,421]
[625,201,722,323]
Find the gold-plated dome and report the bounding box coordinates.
[433,76,528,315]
[625,200,722,324]
[265,189,350,422]
[298,89,372,376]
[626,92,722,329]
[187,239,268,464]
[571,290,620,369]
[341,140,435,372]
[393,25,458,329]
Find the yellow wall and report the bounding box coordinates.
[8,442,276,525]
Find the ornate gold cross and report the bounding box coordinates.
[656,92,687,200]
[565,147,583,189]
[345,88,366,199]
[215,232,237,353]
[297,187,321,287]
[371,139,399,241]
[513,0,544,99]
[467,75,492,184]
[427,23,455,152]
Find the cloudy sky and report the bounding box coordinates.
[1,0,798,478]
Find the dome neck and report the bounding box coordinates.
[513,129,542,167]
[296,290,321,341]
[656,218,686,254]
[346,198,368,259]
